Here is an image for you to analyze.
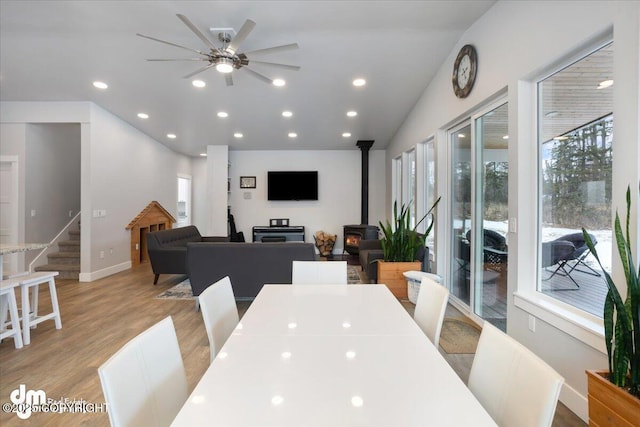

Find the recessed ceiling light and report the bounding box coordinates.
[352,78,366,87]
[200,153,207,157]
[167,133,177,139]
[502,135,509,140]
[346,111,357,117]
[273,79,286,87]
[342,132,351,138]
[93,81,108,89]
[234,132,243,138]
[597,79,613,89]
[282,111,293,118]
[217,111,228,118]
[137,113,149,119]
[192,80,206,88]
[351,396,364,407]
[288,132,297,138]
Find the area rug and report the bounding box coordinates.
[156,265,363,299]
[439,318,482,354]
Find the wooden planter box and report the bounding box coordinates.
[586,369,640,426]
[377,260,421,299]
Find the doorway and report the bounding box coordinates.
[448,100,509,331]
[177,175,191,227]
[0,156,20,275]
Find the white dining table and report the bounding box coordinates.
[171,284,497,427]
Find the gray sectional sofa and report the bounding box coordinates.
[146,225,228,284]
[186,242,316,299]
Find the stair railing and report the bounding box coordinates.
[29,212,81,272]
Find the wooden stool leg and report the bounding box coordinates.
[21,284,31,345]
[48,278,62,329]
[0,295,8,332]
[30,283,39,327]
[4,291,23,349]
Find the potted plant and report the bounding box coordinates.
[583,184,639,425]
[377,197,441,298]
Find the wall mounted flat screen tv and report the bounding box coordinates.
[268,171,318,201]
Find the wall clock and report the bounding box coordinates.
[452,44,477,98]
[240,176,256,189]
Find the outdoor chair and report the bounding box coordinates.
[542,232,600,289]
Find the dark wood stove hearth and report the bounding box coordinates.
[343,224,379,255]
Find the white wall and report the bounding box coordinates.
[386,0,639,421]
[1,101,192,280]
[86,103,191,280]
[225,149,386,252]
[24,123,81,266]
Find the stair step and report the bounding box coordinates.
[35,264,79,280]
[47,252,80,265]
[58,241,80,252]
[68,230,80,241]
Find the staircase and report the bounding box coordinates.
[35,228,80,280]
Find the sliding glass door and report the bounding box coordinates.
[449,101,508,330]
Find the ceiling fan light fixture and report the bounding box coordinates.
[216,58,234,73]
[273,79,286,87]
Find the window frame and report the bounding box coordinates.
[513,35,614,354]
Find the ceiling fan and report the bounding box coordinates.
[137,14,300,86]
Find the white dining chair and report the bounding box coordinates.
[199,276,239,363]
[98,316,188,427]
[291,260,348,284]
[413,276,449,348]
[468,322,564,427]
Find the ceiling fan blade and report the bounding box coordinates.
[243,43,298,56]
[225,73,234,86]
[182,63,215,79]
[176,14,221,53]
[249,60,300,71]
[147,58,208,61]
[137,33,209,56]
[226,19,256,54]
[243,66,273,84]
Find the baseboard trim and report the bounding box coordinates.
[559,381,588,423]
[79,261,131,282]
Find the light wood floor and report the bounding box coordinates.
[0,263,586,426]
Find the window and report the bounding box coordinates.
[537,42,613,317]
[404,149,416,227]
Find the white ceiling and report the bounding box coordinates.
[0,1,496,156]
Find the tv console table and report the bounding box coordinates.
[252,226,305,242]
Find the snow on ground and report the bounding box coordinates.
[455,220,612,272]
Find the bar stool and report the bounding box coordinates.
[0,278,24,349]
[19,271,62,345]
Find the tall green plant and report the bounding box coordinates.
[379,197,441,262]
[583,184,639,397]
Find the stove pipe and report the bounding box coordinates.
[356,140,374,225]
